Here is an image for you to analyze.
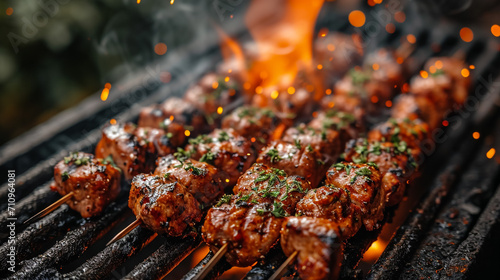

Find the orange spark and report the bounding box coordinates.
[6,7,13,16]
[406,34,416,44]
[349,10,366,27]
[154,43,167,55]
[460,27,474,42]
[486,148,496,159]
[472,132,480,139]
[492,25,500,37]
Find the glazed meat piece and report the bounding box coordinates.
[295,185,362,239]
[257,140,327,188]
[185,128,256,186]
[282,124,341,166]
[363,48,406,89]
[251,87,313,120]
[314,32,363,82]
[95,123,182,180]
[344,139,418,206]
[391,94,441,130]
[51,152,121,218]
[138,97,208,133]
[281,217,343,280]
[368,118,429,153]
[325,162,385,231]
[154,155,226,207]
[335,67,395,110]
[308,109,363,146]
[423,57,471,106]
[129,174,202,236]
[409,73,453,114]
[320,93,365,123]
[202,164,312,266]
[184,72,240,116]
[222,106,280,149]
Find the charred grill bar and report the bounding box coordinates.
[1,2,500,280]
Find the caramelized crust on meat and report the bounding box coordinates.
[52,152,121,218]
[409,74,453,114]
[368,118,429,153]
[129,174,202,236]
[257,141,327,188]
[363,48,406,89]
[392,94,441,130]
[344,138,418,206]
[154,155,226,207]
[295,186,362,239]
[282,124,341,167]
[202,164,312,266]
[325,162,385,231]
[308,109,363,147]
[423,57,471,106]
[138,97,208,133]
[185,128,256,186]
[320,94,365,123]
[95,123,182,180]
[251,87,313,120]
[281,217,343,280]
[222,106,280,149]
[184,73,240,116]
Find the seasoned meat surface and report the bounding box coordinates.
[185,128,256,186]
[138,97,208,133]
[95,123,182,180]
[282,124,341,167]
[295,186,362,239]
[320,94,365,123]
[129,174,202,236]
[184,72,240,116]
[251,87,313,120]
[52,152,121,218]
[257,140,327,188]
[325,162,385,231]
[154,155,226,207]
[368,118,429,154]
[281,216,343,280]
[392,94,441,130]
[308,109,363,147]
[202,164,312,266]
[222,106,280,149]
[344,139,418,206]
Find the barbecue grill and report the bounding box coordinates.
[1,1,500,279]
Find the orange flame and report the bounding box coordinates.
[244,0,324,94]
[217,27,247,83]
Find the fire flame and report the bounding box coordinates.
[244,0,324,93]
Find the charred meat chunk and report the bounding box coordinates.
[257,140,327,188]
[281,216,343,280]
[129,174,202,236]
[308,109,363,147]
[52,152,121,218]
[154,155,226,207]
[325,162,385,231]
[202,164,311,266]
[138,97,208,134]
[185,128,256,186]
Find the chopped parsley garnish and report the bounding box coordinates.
[216,194,232,206]
[61,171,70,182]
[306,145,314,152]
[294,139,302,150]
[266,148,282,163]
[348,68,370,86]
[184,162,206,176]
[199,150,216,164]
[163,172,171,179]
[271,202,287,218]
[218,131,230,142]
[174,148,193,162]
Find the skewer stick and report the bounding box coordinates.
[269,250,298,280]
[106,218,142,246]
[24,192,74,224]
[194,243,228,280]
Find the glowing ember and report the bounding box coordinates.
[374,0,383,4]
[396,57,404,64]
[288,87,296,94]
[420,70,428,79]
[372,63,380,71]
[371,95,379,103]
[461,68,470,78]
[137,0,140,4]
[469,65,475,69]
[184,130,191,137]
[100,83,112,101]
[460,27,474,42]
[110,119,117,125]
[406,34,416,44]
[394,11,406,23]
[362,240,388,261]
[487,148,496,159]
[435,60,443,69]
[472,132,480,139]
[385,23,396,34]
[6,7,13,16]
[325,88,332,95]
[349,10,366,27]
[170,0,175,4]
[154,43,167,55]
[442,120,449,126]
[217,106,224,114]
[385,100,392,107]
[492,24,500,37]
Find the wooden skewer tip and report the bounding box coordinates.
[194,243,229,280]
[269,250,298,280]
[23,192,74,225]
[106,218,142,246]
